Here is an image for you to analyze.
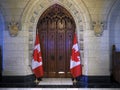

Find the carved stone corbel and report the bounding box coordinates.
[8,18,20,37]
[93,21,104,37]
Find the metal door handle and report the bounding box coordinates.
[59,56,62,60]
[51,55,54,60]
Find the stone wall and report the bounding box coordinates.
[1,0,30,76]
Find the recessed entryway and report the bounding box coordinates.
[37,4,76,78]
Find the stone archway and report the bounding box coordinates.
[21,0,91,76]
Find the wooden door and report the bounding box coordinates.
[37,4,75,78]
[0,46,2,81]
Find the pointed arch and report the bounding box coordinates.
[21,0,91,76]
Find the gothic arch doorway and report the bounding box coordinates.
[37,4,76,78]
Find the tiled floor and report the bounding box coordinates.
[38,78,73,85]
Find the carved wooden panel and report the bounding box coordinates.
[65,31,74,77]
[47,31,57,77]
[56,31,66,77]
[0,46,1,64]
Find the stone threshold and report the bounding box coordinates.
[38,78,73,85]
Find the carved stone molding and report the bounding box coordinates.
[8,18,20,37]
[93,21,104,37]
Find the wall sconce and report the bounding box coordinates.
[93,21,104,37]
[8,18,20,37]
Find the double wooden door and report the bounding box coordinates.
[37,4,75,78]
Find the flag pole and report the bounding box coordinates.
[35,28,40,85]
[31,28,41,85]
[70,33,81,86]
[29,65,40,85]
[73,78,77,86]
[34,78,40,84]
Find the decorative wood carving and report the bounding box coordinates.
[37,4,75,31]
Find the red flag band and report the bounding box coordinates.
[70,33,82,78]
[32,33,44,78]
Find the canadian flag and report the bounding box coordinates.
[32,32,44,78]
[70,33,82,78]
